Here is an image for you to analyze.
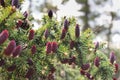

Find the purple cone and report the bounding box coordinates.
[109,52,116,64]
[4,40,16,56]
[75,24,80,38]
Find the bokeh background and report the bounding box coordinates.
[21,0,120,79]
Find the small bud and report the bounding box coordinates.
[0,0,5,7]
[31,45,36,54]
[7,65,16,72]
[0,59,5,66]
[23,11,28,19]
[109,52,116,64]
[25,68,34,78]
[80,69,86,75]
[44,29,49,39]
[4,40,16,56]
[46,42,52,54]
[60,29,66,39]
[114,63,119,73]
[11,0,19,8]
[70,40,75,49]
[81,63,90,70]
[28,29,35,40]
[64,19,69,31]
[48,10,53,18]
[94,57,100,67]
[51,41,58,53]
[12,45,22,57]
[0,30,9,45]
[75,24,80,38]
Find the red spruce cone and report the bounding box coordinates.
[28,29,35,40]
[48,10,53,18]
[46,42,52,54]
[4,40,16,56]
[44,29,49,39]
[109,52,116,64]
[0,59,5,66]
[75,24,80,38]
[81,63,90,70]
[0,30,9,45]
[60,29,66,39]
[114,63,119,73]
[51,41,58,53]
[0,0,5,7]
[31,45,36,54]
[7,65,16,72]
[12,45,22,57]
[70,40,75,49]
[94,57,100,67]
[25,68,34,78]
[64,19,69,31]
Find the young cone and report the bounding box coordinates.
[12,45,22,57]
[31,45,36,54]
[4,40,16,56]
[44,29,49,39]
[0,30,9,45]
[60,29,66,39]
[75,24,80,38]
[109,52,116,64]
[23,11,28,19]
[51,41,58,53]
[94,42,99,50]
[70,40,75,49]
[46,42,52,54]
[64,19,69,31]
[94,57,100,67]
[114,63,119,73]
[28,29,35,40]
[48,10,53,18]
